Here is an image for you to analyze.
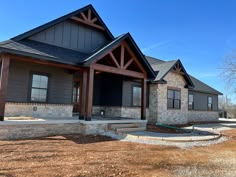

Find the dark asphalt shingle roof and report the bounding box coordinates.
[145,56,165,65]
[151,60,178,81]
[0,39,89,65]
[146,56,222,95]
[189,75,223,95]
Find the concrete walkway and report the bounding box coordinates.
[126,131,220,142]
[117,120,236,143]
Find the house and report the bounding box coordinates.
[0,5,222,124]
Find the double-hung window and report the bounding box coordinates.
[30,74,49,102]
[167,89,181,109]
[188,94,194,110]
[208,97,213,111]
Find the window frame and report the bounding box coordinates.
[188,94,194,110]
[29,72,50,103]
[207,96,213,111]
[131,85,142,107]
[167,88,181,109]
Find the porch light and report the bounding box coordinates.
[100,110,105,116]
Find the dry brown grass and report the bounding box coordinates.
[0,130,236,177]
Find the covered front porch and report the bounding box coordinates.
[0,34,155,121]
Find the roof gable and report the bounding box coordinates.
[151,60,194,88]
[83,33,156,79]
[11,4,114,41]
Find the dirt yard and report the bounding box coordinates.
[0,129,236,177]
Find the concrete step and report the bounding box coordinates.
[116,127,146,133]
[109,123,143,129]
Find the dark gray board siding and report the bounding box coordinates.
[29,20,109,53]
[7,60,73,104]
[122,80,149,107]
[93,73,123,106]
[188,91,218,111]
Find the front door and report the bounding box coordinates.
[72,81,80,113]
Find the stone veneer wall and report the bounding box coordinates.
[188,111,219,122]
[92,106,149,119]
[5,102,73,117]
[149,72,189,125]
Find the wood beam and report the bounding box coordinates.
[123,58,133,69]
[86,68,94,120]
[91,17,98,23]
[7,54,83,71]
[120,45,125,68]
[141,78,147,120]
[88,9,92,21]
[0,55,10,121]
[71,16,105,31]
[79,70,88,120]
[109,52,120,68]
[122,42,146,74]
[91,44,121,64]
[80,12,88,20]
[91,63,144,79]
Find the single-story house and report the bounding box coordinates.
[0,4,222,124]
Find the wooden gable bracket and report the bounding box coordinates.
[173,62,185,75]
[91,41,147,79]
[70,9,105,31]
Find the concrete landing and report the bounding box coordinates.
[126,131,220,142]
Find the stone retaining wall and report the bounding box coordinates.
[188,111,219,122]
[5,102,73,117]
[0,122,109,140]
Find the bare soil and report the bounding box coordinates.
[0,130,236,177]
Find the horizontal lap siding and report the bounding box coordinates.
[29,20,109,53]
[189,91,218,111]
[7,60,73,104]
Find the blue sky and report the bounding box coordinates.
[0,0,235,100]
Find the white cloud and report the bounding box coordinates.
[142,40,171,52]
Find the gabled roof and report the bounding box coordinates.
[10,4,114,41]
[83,33,156,79]
[145,56,165,65]
[189,75,223,95]
[0,39,89,65]
[0,33,156,79]
[150,59,194,88]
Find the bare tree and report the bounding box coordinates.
[221,51,236,90]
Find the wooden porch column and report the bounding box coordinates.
[79,70,88,120]
[85,68,94,121]
[141,78,147,120]
[0,55,10,121]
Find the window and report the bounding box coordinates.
[167,89,181,109]
[132,86,141,106]
[73,82,80,103]
[30,74,48,102]
[188,94,194,110]
[208,97,213,111]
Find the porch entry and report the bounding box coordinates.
[72,80,80,113]
[78,40,148,121]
